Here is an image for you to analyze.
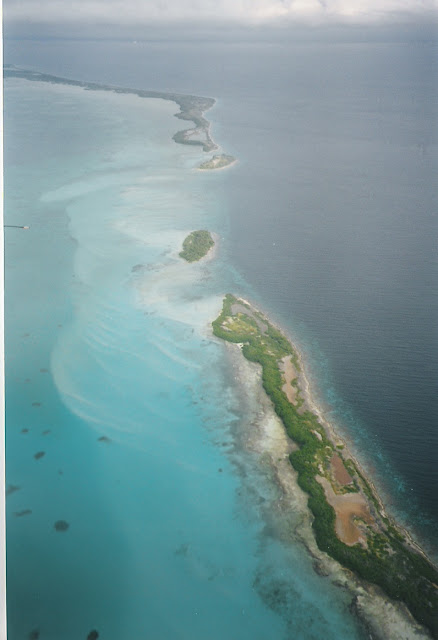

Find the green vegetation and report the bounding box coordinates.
[198,154,236,170]
[179,230,214,263]
[213,294,438,637]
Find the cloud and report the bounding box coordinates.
[3,0,437,25]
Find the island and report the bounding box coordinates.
[179,230,215,262]
[198,154,236,171]
[213,294,438,638]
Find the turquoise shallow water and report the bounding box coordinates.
[4,79,368,639]
[4,38,437,564]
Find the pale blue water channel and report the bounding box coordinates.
[4,78,367,639]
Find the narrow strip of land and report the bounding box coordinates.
[213,294,438,638]
[4,66,218,152]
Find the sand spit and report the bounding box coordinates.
[204,232,219,263]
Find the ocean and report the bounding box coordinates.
[3,33,437,639]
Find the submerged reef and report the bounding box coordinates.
[213,294,438,637]
[6,485,21,497]
[14,510,32,518]
[54,520,69,532]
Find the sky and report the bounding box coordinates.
[3,0,438,28]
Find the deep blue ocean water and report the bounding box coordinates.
[3,33,437,639]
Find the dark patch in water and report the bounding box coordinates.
[254,569,331,635]
[54,520,69,532]
[34,451,45,460]
[98,436,111,443]
[58,324,63,328]
[40,368,48,373]
[174,543,189,557]
[32,402,41,407]
[254,573,297,616]
[14,509,32,517]
[42,429,51,436]
[58,470,63,475]
[28,629,40,639]
[349,596,375,638]
[87,630,99,640]
[23,333,30,338]
[6,485,21,497]
[131,264,144,272]
[218,468,223,473]
[24,378,31,383]
[313,560,330,577]
[21,428,29,434]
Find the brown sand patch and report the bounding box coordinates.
[331,453,354,486]
[279,356,299,406]
[318,476,374,546]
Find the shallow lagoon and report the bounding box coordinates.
[5,37,437,559]
[4,79,372,639]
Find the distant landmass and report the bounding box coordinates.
[4,66,219,153]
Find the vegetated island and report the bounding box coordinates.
[179,230,215,263]
[4,66,218,152]
[198,154,236,171]
[213,294,438,638]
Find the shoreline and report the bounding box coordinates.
[294,343,436,565]
[236,296,437,568]
[235,293,436,563]
[224,342,432,639]
[212,294,438,638]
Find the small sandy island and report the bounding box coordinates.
[198,154,236,171]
